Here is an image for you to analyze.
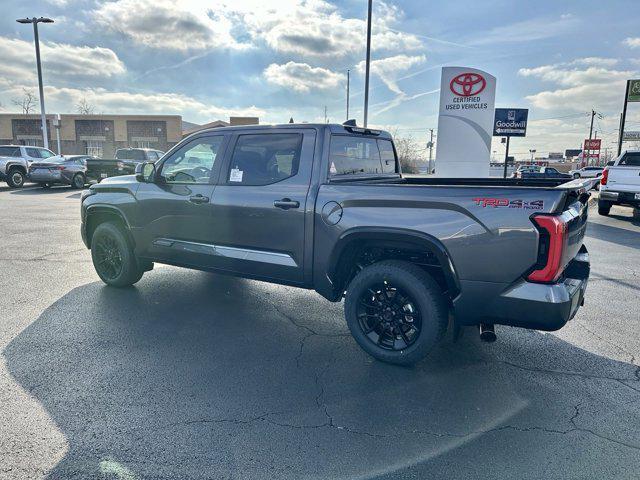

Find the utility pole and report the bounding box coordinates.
[585,109,595,167]
[363,0,373,127]
[618,80,631,156]
[17,16,54,150]
[427,129,434,174]
[503,136,510,178]
[346,69,350,121]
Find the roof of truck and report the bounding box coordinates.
[192,122,393,139]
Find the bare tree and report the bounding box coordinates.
[12,88,38,115]
[390,130,424,174]
[76,97,95,115]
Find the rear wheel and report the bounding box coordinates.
[598,200,611,216]
[6,168,25,188]
[91,222,143,287]
[344,260,448,365]
[72,173,85,189]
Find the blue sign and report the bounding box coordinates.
[493,108,528,137]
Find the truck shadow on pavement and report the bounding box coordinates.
[4,268,640,479]
[586,220,640,249]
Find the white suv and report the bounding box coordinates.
[0,145,63,188]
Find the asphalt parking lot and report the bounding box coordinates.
[1,184,639,480]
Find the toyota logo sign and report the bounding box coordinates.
[449,73,486,97]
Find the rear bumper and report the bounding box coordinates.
[454,246,590,331]
[600,190,640,207]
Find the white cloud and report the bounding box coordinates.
[570,57,618,67]
[518,62,634,111]
[470,15,578,46]
[623,37,640,49]
[0,36,125,83]
[93,0,422,56]
[263,62,344,92]
[94,0,248,52]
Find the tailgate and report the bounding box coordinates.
[607,166,640,193]
[85,159,121,179]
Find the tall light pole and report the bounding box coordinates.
[17,16,54,150]
[346,69,350,121]
[363,0,372,127]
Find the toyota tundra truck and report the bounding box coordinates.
[598,150,640,215]
[80,122,591,365]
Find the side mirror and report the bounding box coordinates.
[135,161,156,182]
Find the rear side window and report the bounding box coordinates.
[227,134,302,186]
[329,136,397,176]
[0,146,20,157]
[619,153,640,166]
[116,149,146,161]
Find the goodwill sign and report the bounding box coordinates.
[435,67,496,177]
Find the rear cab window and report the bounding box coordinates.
[329,136,398,178]
[619,153,640,167]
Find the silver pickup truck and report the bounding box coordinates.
[80,122,591,365]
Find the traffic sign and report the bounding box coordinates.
[493,108,528,136]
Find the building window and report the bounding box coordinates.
[23,138,42,147]
[135,140,151,149]
[86,140,103,158]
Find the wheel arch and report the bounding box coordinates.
[85,205,134,249]
[325,227,460,301]
[6,162,27,174]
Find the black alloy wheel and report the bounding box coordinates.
[94,234,124,281]
[357,281,422,351]
[72,174,85,189]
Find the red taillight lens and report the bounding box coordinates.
[528,215,568,283]
[600,167,608,185]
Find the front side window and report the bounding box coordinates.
[159,136,223,184]
[227,134,302,186]
[38,149,55,159]
[26,148,41,158]
[329,136,397,176]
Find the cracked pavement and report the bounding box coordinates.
[1,185,639,479]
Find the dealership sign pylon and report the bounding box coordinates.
[435,67,496,177]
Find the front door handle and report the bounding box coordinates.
[189,194,209,204]
[273,198,300,210]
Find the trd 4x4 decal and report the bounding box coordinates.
[473,197,544,210]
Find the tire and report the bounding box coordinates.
[6,168,25,188]
[91,222,144,287]
[598,200,611,216]
[573,173,580,179]
[344,260,448,366]
[71,173,85,189]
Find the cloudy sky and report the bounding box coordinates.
[1,0,639,159]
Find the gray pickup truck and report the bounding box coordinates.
[80,123,591,365]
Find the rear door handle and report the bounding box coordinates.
[273,198,300,210]
[189,194,209,204]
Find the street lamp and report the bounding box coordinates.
[16,16,54,150]
[529,149,536,164]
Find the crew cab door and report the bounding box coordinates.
[133,133,228,265]
[206,128,316,284]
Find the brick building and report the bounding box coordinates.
[0,114,183,157]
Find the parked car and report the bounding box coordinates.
[598,150,640,215]
[81,123,590,366]
[29,155,88,189]
[511,165,540,178]
[85,148,164,182]
[519,166,572,180]
[0,145,65,188]
[568,166,604,179]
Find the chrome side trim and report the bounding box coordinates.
[152,238,297,267]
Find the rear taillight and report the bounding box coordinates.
[527,215,568,283]
[600,167,608,185]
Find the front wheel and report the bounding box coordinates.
[344,260,448,365]
[91,222,143,287]
[6,168,25,188]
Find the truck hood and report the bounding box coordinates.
[96,174,138,185]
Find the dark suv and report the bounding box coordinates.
[81,123,591,365]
